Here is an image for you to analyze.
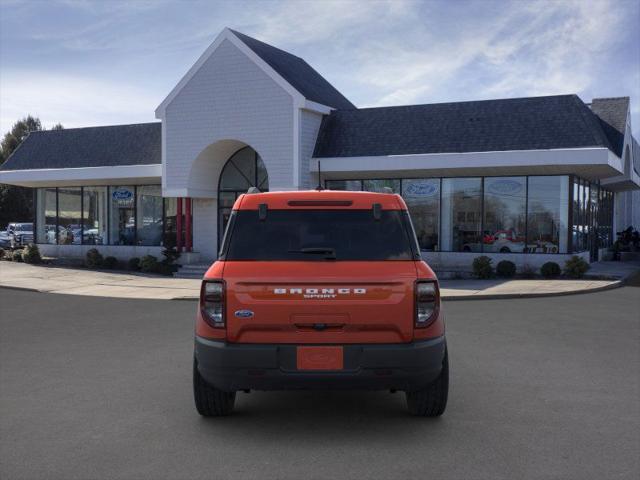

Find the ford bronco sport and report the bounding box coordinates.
[193,190,448,416]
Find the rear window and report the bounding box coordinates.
[222,209,418,261]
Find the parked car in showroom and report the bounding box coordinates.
[5,223,34,249]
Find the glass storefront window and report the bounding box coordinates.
[325,180,362,191]
[163,197,177,248]
[483,177,526,253]
[363,179,400,193]
[57,187,82,245]
[82,187,107,245]
[136,185,163,246]
[36,188,57,244]
[526,176,569,254]
[441,178,482,252]
[109,186,136,245]
[403,179,440,251]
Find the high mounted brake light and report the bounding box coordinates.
[415,280,440,328]
[287,200,353,207]
[200,280,225,328]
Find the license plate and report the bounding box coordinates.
[296,346,344,370]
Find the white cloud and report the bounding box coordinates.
[0,72,158,132]
[0,0,637,137]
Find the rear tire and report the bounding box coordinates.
[193,358,236,416]
[405,349,449,417]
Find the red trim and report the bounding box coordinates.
[185,198,192,252]
[176,197,183,252]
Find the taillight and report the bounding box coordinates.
[200,280,225,328]
[415,280,439,328]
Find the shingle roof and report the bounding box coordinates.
[314,94,615,158]
[1,122,161,171]
[589,97,629,157]
[230,29,355,110]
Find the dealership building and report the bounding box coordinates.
[1,28,638,272]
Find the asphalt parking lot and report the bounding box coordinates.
[1,285,639,480]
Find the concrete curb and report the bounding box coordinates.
[440,279,623,301]
[0,280,624,301]
[0,285,40,293]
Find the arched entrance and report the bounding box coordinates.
[217,146,269,244]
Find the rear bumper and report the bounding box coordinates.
[194,336,446,392]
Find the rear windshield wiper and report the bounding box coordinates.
[288,247,337,259]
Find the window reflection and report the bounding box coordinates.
[109,186,136,245]
[363,179,400,193]
[483,177,526,253]
[403,179,440,251]
[325,180,362,191]
[36,188,57,244]
[82,187,107,245]
[57,188,82,245]
[136,185,163,246]
[526,176,569,253]
[441,178,482,252]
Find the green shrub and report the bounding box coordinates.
[472,256,493,279]
[128,257,141,271]
[140,255,158,273]
[0,248,5,260]
[13,250,24,262]
[85,248,103,269]
[102,256,118,269]
[540,262,561,278]
[21,244,42,264]
[496,260,516,278]
[156,263,175,276]
[564,256,590,279]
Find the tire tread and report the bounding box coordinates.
[193,359,236,416]
[405,349,449,417]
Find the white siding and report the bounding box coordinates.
[298,110,324,189]
[192,198,218,261]
[163,39,294,193]
[162,38,297,253]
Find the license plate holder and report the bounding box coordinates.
[296,346,344,370]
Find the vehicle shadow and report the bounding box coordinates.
[193,390,445,444]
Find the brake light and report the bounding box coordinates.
[200,280,225,328]
[415,280,439,328]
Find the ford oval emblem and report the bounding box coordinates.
[234,310,254,318]
[111,189,133,200]
[488,179,523,195]
[404,181,439,197]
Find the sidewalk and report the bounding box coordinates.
[1,261,637,301]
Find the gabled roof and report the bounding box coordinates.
[156,28,355,116]
[1,122,161,171]
[589,97,629,157]
[228,30,355,110]
[314,94,615,158]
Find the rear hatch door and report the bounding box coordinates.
[224,261,417,344]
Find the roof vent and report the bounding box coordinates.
[247,187,261,194]
[382,187,394,194]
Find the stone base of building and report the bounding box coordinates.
[422,251,591,278]
[36,244,205,265]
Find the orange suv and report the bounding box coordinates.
[193,190,448,416]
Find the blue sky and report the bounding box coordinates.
[1,0,639,137]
